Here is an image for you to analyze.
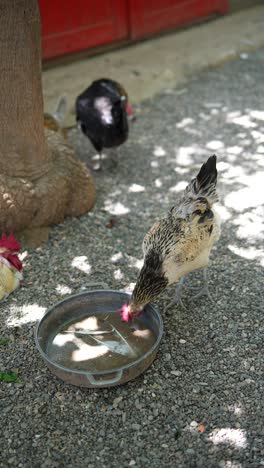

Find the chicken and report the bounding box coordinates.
[120,155,221,321]
[0,233,23,301]
[75,78,132,168]
[44,96,67,137]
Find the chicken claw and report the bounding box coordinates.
[165,277,187,311]
[189,269,214,302]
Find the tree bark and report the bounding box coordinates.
[0,0,96,233]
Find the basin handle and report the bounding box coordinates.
[86,369,123,386]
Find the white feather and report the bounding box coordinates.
[94,97,113,125]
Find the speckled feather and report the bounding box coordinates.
[131,155,221,309]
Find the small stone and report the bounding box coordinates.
[190,421,198,428]
[131,423,140,431]
[179,339,186,344]
[164,353,171,361]
[129,460,136,466]
[186,448,195,455]
[113,396,123,407]
[171,371,182,376]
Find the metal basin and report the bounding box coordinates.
[35,288,163,388]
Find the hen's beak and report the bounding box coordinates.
[129,301,144,315]
[118,302,144,322]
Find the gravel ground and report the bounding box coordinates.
[1,49,264,468]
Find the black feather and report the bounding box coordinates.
[195,155,217,193]
[75,78,129,152]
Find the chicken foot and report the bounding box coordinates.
[165,269,213,311]
[189,268,214,302]
[164,277,187,311]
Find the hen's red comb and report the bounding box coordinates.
[117,304,131,322]
[0,233,20,252]
[117,303,144,322]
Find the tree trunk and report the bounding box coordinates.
[0,0,96,233]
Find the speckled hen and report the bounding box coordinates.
[124,155,221,320]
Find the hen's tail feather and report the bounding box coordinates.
[195,155,217,193]
[186,155,218,205]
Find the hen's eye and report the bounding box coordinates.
[194,209,202,215]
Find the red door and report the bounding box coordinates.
[38,1,129,59]
[39,1,228,60]
[129,0,228,39]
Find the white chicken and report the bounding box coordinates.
[0,233,23,301]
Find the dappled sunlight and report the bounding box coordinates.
[217,161,231,172]
[131,328,151,339]
[214,204,231,221]
[226,146,243,155]
[125,282,136,292]
[250,110,264,121]
[19,251,28,261]
[232,209,264,241]
[111,252,123,263]
[108,188,122,197]
[224,172,263,211]
[104,200,130,215]
[221,165,246,181]
[227,111,256,129]
[128,183,145,193]
[174,166,190,175]
[174,143,210,169]
[153,145,166,157]
[208,428,247,449]
[150,160,159,168]
[155,178,162,188]
[114,269,124,280]
[127,255,143,270]
[206,140,224,151]
[228,244,264,266]
[56,284,72,295]
[220,462,243,468]
[6,303,46,327]
[251,130,264,143]
[72,342,109,362]
[175,146,195,166]
[169,181,188,192]
[227,405,243,416]
[176,117,195,129]
[52,333,109,361]
[71,256,91,274]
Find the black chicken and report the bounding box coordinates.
[75,78,132,168]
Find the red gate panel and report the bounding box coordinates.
[38,0,129,59]
[129,0,228,39]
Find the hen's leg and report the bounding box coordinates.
[165,277,187,311]
[189,268,213,302]
[92,152,103,171]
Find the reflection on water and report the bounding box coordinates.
[47,313,155,372]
